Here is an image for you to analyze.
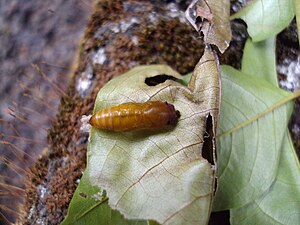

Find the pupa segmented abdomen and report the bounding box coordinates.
[89,101,180,132]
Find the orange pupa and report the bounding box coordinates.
[89,101,180,132]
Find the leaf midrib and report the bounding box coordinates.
[217,90,300,139]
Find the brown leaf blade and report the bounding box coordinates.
[185,0,232,53]
[88,48,220,225]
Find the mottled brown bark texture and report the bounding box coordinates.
[8,0,299,224]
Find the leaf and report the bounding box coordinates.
[231,0,295,42]
[241,37,277,85]
[61,167,146,225]
[221,36,300,224]
[185,0,232,53]
[295,0,300,45]
[230,133,300,225]
[213,65,294,210]
[88,48,220,225]
[213,34,296,210]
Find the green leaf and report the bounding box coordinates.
[88,48,220,225]
[232,0,295,42]
[295,0,300,45]
[230,132,300,225]
[222,35,300,224]
[61,167,146,225]
[213,65,294,210]
[241,37,278,85]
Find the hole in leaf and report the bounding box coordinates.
[195,16,203,29]
[208,210,230,225]
[145,74,179,86]
[202,114,214,165]
[79,192,87,198]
